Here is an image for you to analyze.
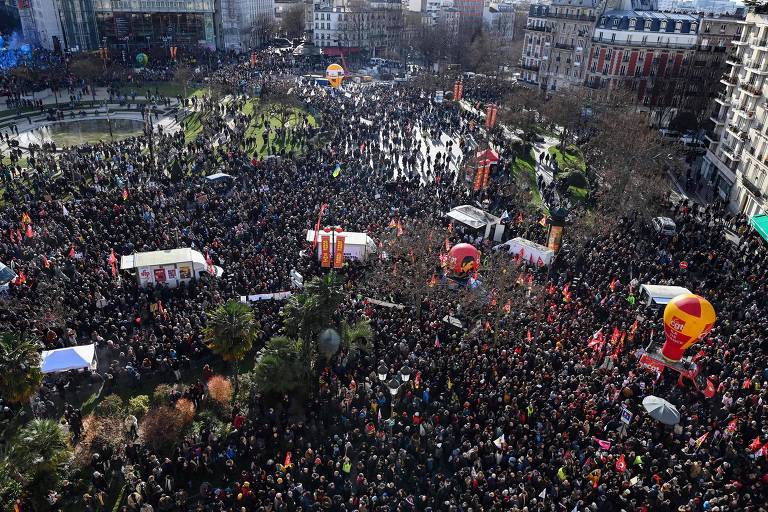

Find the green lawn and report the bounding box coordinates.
[117,81,205,99]
[568,185,590,202]
[512,153,544,208]
[548,145,586,172]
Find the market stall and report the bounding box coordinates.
[120,248,223,288]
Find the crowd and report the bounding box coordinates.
[1,51,767,511]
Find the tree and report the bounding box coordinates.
[250,13,278,48]
[6,419,72,509]
[203,299,261,397]
[540,89,589,150]
[69,57,102,102]
[173,63,193,100]
[498,87,543,145]
[281,4,305,39]
[341,318,373,359]
[0,332,43,405]
[252,335,306,395]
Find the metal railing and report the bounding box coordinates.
[591,37,693,49]
[555,42,575,50]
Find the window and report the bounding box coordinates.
[611,33,616,42]
[620,64,626,76]
[660,20,667,31]
[675,22,682,33]
[704,22,711,33]
[629,18,636,29]
[612,18,618,27]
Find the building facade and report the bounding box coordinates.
[522,0,598,90]
[216,0,275,50]
[312,0,402,56]
[701,11,768,215]
[18,0,65,51]
[94,0,216,51]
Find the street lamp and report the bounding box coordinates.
[399,364,411,382]
[377,362,388,382]
[386,378,400,397]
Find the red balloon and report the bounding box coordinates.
[446,243,481,277]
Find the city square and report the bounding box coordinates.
[1,0,768,511]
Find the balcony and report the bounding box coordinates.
[727,124,749,141]
[752,38,768,50]
[710,114,727,125]
[584,80,602,89]
[544,13,596,21]
[526,25,552,33]
[740,82,762,96]
[520,63,540,71]
[720,144,741,161]
[742,175,763,198]
[726,54,742,65]
[591,37,692,49]
[555,42,575,50]
[720,74,738,86]
[733,37,749,46]
[715,92,730,106]
[746,63,768,75]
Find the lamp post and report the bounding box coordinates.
[399,364,411,383]
[386,377,400,419]
[377,362,388,382]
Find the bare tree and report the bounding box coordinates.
[173,63,193,100]
[281,4,306,39]
[69,56,102,102]
[250,13,278,49]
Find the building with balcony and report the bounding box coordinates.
[522,0,598,89]
[701,11,768,215]
[312,0,402,56]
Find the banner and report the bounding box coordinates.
[333,236,345,269]
[321,235,332,268]
[482,161,491,189]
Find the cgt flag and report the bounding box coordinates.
[333,236,345,269]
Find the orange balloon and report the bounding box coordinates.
[326,63,344,88]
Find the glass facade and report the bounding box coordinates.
[95,11,213,48]
[60,0,100,50]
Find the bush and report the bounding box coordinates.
[127,395,150,418]
[568,186,590,202]
[557,170,589,189]
[95,394,125,417]
[139,406,185,454]
[73,415,126,468]
[207,376,233,406]
[174,398,196,425]
[152,384,174,405]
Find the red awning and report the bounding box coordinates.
[476,148,499,163]
[322,47,360,57]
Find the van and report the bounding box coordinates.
[651,216,677,236]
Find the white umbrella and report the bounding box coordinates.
[642,395,681,425]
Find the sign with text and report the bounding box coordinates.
[320,235,332,268]
[334,236,345,269]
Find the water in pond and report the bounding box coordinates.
[20,118,144,148]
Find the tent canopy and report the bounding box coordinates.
[475,148,499,163]
[205,172,233,181]
[447,205,501,229]
[639,284,692,306]
[750,214,768,243]
[41,344,96,374]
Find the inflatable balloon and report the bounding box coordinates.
[135,53,148,67]
[445,243,481,278]
[661,294,716,362]
[326,63,344,88]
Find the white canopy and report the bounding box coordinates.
[120,248,223,277]
[447,205,501,230]
[639,284,692,306]
[41,344,96,374]
[205,172,233,181]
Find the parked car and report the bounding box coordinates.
[652,216,677,236]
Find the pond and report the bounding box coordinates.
[20,118,145,148]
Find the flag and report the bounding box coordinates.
[62,203,69,216]
[695,432,709,449]
[557,467,567,481]
[484,321,491,331]
[20,212,31,225]
[284,451,292,468]
[414,371,421,389]
[16,228,21,241]
[628,319,639,340]
[594,438,611,450]
[69,245,75,258]
[562,283,572,303]
[538,489,546,499]
[205,251,215,275]
[537,256,544,267]
[396,220,403,236]
[25,225,33,238]
[539,215,548,227]
[389,218,396,228]
[726,418,738,434]
[633,455,643,466]
[588,330,604,350]
[41,255,49,268]
[503,300,511,313]
[428,273,438,287]
[108,249,118,277]
[515,212,524,225]
[332,163,341,178]
[447,221,453,233]
[527,329,533,343]
[312,203,328,251]
[434,334,441,348]
[748,436,762,452]
[692,349,706,362]
[615,454,627,472]
[610,326,620,344]
[609,276,618,292]
[493,434,505,449]
[122,188,129,200]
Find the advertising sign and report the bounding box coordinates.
[321,235,332,268]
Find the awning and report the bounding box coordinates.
[476,148,499,163]
[750,214,768,242]
[40,344,96,374]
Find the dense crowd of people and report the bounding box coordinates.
[1,50,767,512]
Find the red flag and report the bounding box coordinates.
[396,220,404,236]
[588,329,604,350]
[25,225,33,238]
[539,215,548,227]
[20,212,31,225]
[414,371,422,389]
[610,326,620,344]
[122,188,129,200]
[69,245,75,258]
[594,438,611,450]
[726,418,738,434]
[704,378,716,398]
[527,329,533,343]
[503,300,511,313]
[445,238,451,251]
[609,277,618,292]
[562,284,571,303]
[205,251,215,275]
[515,212,524,225]
[536,256,544,267]
[695,432,709,449]
[484,321,491,331]
[108,249,118,277]
[615,454,627,473]
[312,203,328,251]
[16,228,21,241]
[428,273,437,287]
[748,436,762,452]
[692,349,706,362]
[389,218,396,228]
[447,222,453,233]
[284,451,292,467]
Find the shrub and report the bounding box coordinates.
[95,394,125,417]
[174,398,196,425]
[139,406,185,454]
[73,415,126,468]
[152,384,174,405]
[207,376,233,406]
[127,395,150,418]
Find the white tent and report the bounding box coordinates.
[40,344,96,374]
[120,248,224,288]
[446,205,504,241]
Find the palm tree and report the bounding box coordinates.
[203,299,261,397]
[0,333,43,405]
[253,336,305,396]
[341,319,373,360]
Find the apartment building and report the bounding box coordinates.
[521,0,598,90]
[701,11,768,215]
